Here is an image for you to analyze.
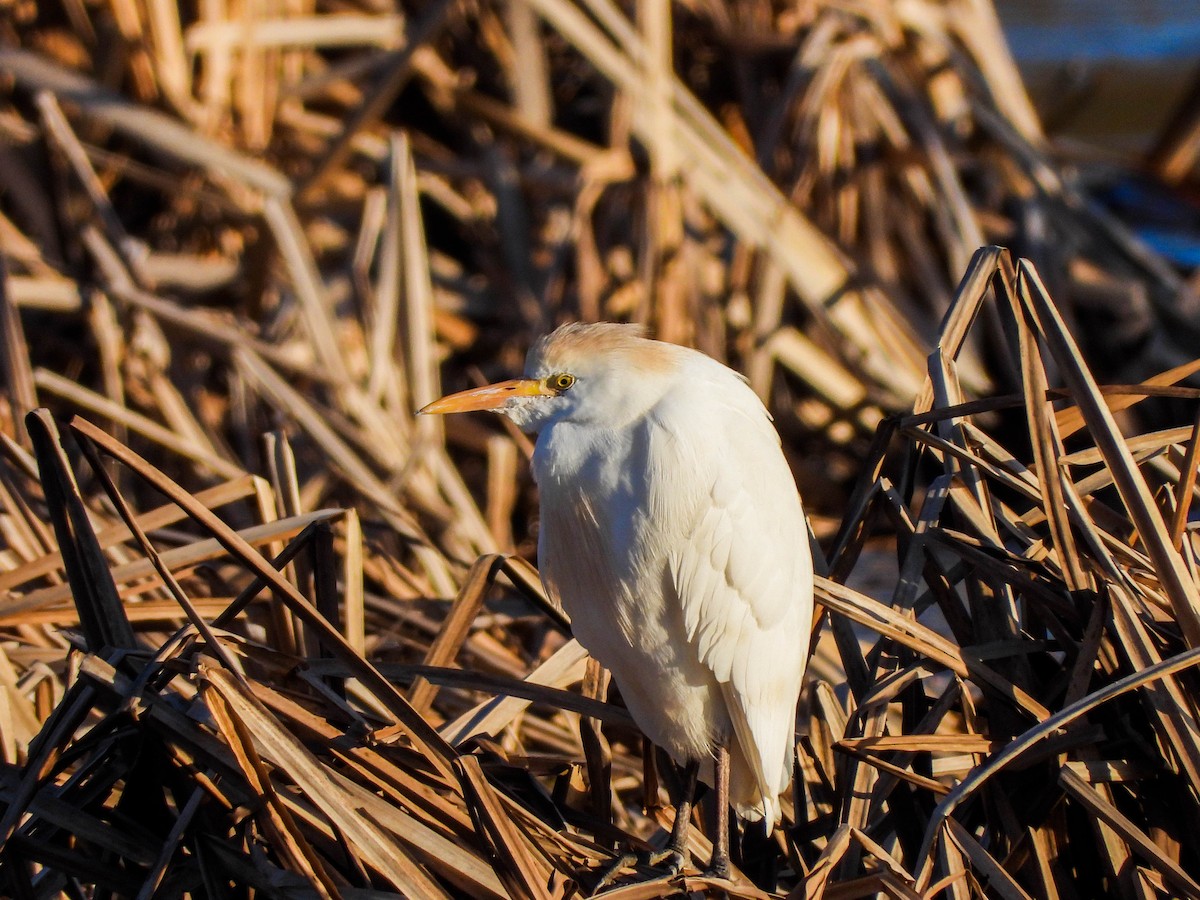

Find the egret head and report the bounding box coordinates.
[419,322,678,433]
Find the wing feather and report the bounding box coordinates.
[652,371,814,821]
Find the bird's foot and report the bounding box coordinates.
[701,853,731,882]
[647,847,686,875]
[591,851,641,894]
[591,846,688,894]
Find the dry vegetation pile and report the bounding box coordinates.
[1,0,1200,896]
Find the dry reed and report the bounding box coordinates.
[1,0,1200,897]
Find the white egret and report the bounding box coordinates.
[421,322,813,880]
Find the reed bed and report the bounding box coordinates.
[2,0,1200,897]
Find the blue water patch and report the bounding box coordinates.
[1092,178,1200,268]
[1133,227,1200,267]
[1003,21,1200,63]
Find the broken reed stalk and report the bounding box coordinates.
[0,247,1196,898]
[2,0,1200,896]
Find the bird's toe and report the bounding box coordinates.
[591,851,641,894]
[590,845,692,894]
[647,847,687,875]
[701,854,731,881]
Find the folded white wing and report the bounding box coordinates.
[652,373,814,822]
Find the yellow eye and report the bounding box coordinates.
[549,373,576,392]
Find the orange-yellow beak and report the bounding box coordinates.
[418,379,552,415]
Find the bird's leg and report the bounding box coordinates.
[648,758,699,873]
[704,740,731,880]
[592,757,698,893]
